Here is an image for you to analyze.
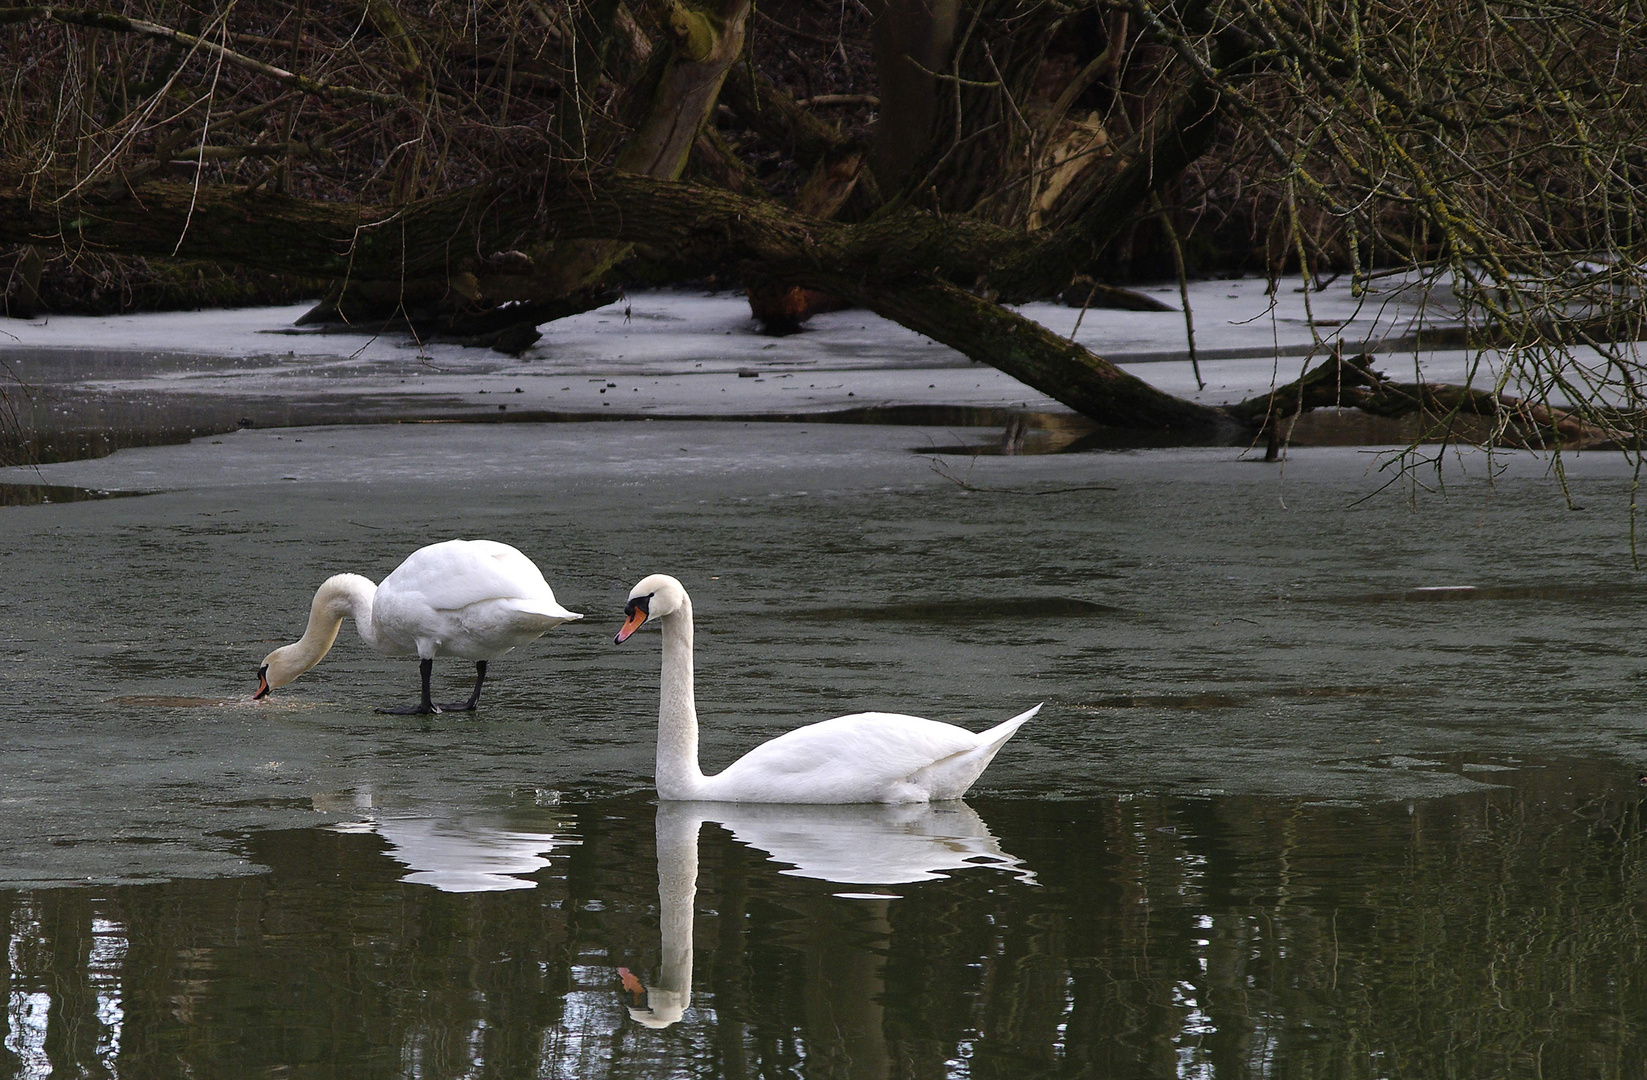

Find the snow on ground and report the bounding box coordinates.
[0,274,1632,419]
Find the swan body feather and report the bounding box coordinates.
[258,539,580,710]
[696,709,1037,804]
[369,539,580,660]
[616,573,1036,804]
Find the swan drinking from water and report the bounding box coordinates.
[255,539,582,713]
[613,574,1037,803]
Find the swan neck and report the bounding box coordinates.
[656,596,704,800]
[298,574,378,667]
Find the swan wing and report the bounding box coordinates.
[382,540,577,617]
[706,707,1036,804]
[373,540,581,657]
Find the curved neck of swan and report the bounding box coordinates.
[289,574,379,673]
[655,596,706,800]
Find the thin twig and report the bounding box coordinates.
[2,6,408,105]
[173,5,231,255]
[930,457,1117,495]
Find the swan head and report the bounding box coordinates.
[254,643,317,699]
[615,574,688,643]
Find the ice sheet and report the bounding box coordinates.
[2,275,1638,427]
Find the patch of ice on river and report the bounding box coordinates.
[7,273,1628,411]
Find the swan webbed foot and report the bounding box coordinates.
[438,661,487,713]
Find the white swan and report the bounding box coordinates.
[255,539,582,713]
[613,574,1037,803]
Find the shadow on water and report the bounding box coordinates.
[918,406,1478,456]
[0,388,1199,466]
[0,367,1483,468]
[4,765,1646,1079]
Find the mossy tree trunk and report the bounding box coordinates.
[308,0,754,344]
[0,159,1228,429]
[8,1,1641,446]
[530,0,753,300]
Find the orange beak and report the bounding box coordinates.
[254,672,271,700]
[615,607,647,643]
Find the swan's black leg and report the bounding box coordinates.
[440,661,487,712]
[376,658,440,715]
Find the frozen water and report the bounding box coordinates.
[2,418,1644,887]
[4,279,1647,1078]
[3,273,1607,427]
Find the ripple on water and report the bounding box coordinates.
[0,482,155,505]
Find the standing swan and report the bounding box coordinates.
[613,574,1037,803]
[254,539,582,713]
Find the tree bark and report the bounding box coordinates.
[535,0,753,299]
[826,275,1230,431]
[866,0,960,194]
[0,165,1225,425]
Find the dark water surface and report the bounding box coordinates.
[3,422,1647,1077]
[5,779,1645,1080]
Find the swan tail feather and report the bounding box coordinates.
[908,703,1041,801]
[984,703,1043,739]
[508,599,584,624]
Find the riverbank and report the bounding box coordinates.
[0,274,1499,464]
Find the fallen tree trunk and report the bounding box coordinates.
[1227,353,1632,453]
[0,166,1224,429]
[824,276,1231,432]
[0,22,1232,307]
[2,167,1617,443]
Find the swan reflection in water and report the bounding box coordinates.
[312,787,1032,1062]
[626,800,1035,1030]
[316,787,577,893]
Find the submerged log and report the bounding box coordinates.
[1227,353,1631,454]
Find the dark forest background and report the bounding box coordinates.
[3,1,1646,443]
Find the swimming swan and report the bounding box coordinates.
[613,574,1037,803]
[255,539,582,713]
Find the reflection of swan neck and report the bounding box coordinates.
[631,805,700,1028]
[656,598,706,800]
